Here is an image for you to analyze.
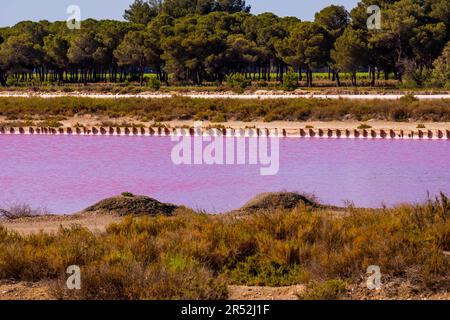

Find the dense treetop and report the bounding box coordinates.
[0,0,449,88]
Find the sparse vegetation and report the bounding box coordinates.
[0,96,449,123]
[84,194,177,216]
[0,203,48,220]
[0,193,448,300]
[297,279,348,300]
[357,123,372,129]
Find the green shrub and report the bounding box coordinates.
[297,279,348,300]
[225,74,251,90]
[283,69,300,91]
[148,78,161,91]
[36,119,63,128]
[121,192,134,197]
[357,123,372,129]
[399,94,419,103]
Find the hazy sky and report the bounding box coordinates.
[0,0,360,27]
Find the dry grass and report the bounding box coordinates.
[0,203,49,220]
[0,194,449,300]
[0,96,450,123]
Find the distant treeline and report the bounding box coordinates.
[0,0,449,88]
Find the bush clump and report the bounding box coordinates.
[84,195,177,216]
[238,192,321,214]
[297,279,348,300]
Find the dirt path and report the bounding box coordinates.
[0,91,449,100]
[0,281,53,300]
[1,280,448,300]
[0,213,122,235]
[0,281,305,300]
[228,285,304,300]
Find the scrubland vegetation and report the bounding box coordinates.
[1,96,450,124]
[0,194,448,300]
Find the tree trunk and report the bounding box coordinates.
[352,72,357,87]
[0,71,6,86]
[370,66,376,87]
[306,67,313,87]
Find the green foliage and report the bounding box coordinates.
[121,192,135,197]
[331,28,368,86]
[298,279,348,300]
[314,5,350,39]
[123,0,159,25]
[277,21,332,87]
[283,69,299,91]
[0,1,449,88]
[399,93,419,103]
[148,77,161,90]
[225,74,251,90]
[357,123,372,129]
[430,42,450,88]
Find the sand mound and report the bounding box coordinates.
[238,192,321,214]
[84,195,177,216]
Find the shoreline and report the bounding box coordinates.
[1,91,450,100]
[1,119,449,140]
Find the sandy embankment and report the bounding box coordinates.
[0,213,121,235]
[56,115,450,132]
[1,91,450,132]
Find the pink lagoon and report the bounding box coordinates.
[0,134,449,214]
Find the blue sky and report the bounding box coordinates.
[0,0,360,27]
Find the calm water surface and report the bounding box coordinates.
[0,135,449,213]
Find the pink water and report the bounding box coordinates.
[0,135,449,214]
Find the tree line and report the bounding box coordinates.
[0,0,449,88]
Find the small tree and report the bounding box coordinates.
[123,0,160,25]
[283,68,299,91]
[430,42,450,88]
[114,31,159,85]
[331,28,368,87]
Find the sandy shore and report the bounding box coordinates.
[2,116,449,138]
[0,213,121,235]
[1,115,445,132]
